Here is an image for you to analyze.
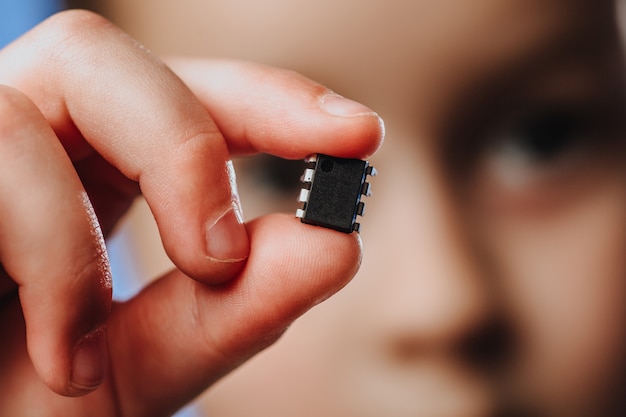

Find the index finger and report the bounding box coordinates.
[165,57,385,159]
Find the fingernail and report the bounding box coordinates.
[71,327,107,391]
[206,207,249,263]
[321,92,378,117]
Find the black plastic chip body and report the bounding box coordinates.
[296,154,375,233]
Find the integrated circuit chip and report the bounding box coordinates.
[296,154,376,233]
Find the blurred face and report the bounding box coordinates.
[108,0,626,415]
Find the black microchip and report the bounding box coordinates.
[296,154,376,233]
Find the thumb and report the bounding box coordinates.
[107,214,361,417]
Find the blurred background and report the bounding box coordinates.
[2,1,626,416]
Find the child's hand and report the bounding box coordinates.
[0,10,383,416]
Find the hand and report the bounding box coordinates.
[0,10,383,416]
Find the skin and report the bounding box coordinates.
[102,0,626,416]
[0,10,383,417]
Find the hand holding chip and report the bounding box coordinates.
[0,10,383,416]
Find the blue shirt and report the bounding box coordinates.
[0,0,63,47]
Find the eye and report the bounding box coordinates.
[473,105,613,194]
[244,154,305,196]
[463,101,626,214]
[234,154,305,218]
[489,109,590,168]
[439,100,605,190]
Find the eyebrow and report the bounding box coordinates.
[458,15,623,117]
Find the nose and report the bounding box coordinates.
[361,138,500,361]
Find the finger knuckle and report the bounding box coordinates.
[41,9,112,42]
[30,10,116,65]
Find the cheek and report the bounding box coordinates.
[476,177,626,412]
